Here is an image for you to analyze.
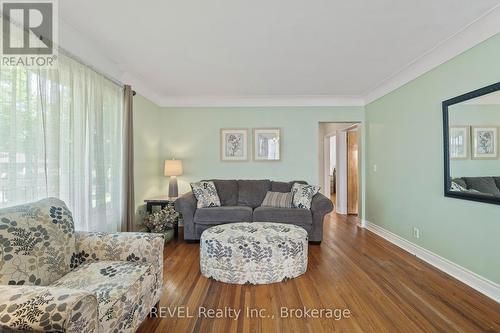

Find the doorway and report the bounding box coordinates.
[319,122,360,216]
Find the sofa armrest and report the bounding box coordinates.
[0,285,98,332]
[174,192,197,239]
[175,192,197,217]
[74,231,164,271]
[308,193,334,242]
[311,193,334,217]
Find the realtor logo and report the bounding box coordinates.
[1,0,58,67]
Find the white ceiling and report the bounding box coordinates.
[59,0,500,106]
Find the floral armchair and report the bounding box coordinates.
[0,198,164,332]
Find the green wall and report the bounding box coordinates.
[158,107,364,198]
[365,34,500,283]
[132,33,500,284]
[133,95,162,228]
[449,104,500,177]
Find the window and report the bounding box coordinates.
[0,54,124,231]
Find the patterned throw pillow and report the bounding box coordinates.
[291,183,320,209]
[261,191,293,208]
[450,181,467,192]
[191,181,222,208]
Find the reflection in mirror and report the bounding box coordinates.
[447,89,500,200]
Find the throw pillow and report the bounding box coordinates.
[261,191,293,208]
[291,183,320,209]
[191,181,222,208]
[450,181,467,192]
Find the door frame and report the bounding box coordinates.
[320,122,362,216]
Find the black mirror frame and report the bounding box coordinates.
[443,81,500,205]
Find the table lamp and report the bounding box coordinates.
[164,159,183,198]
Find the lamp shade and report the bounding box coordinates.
[164,159,183,176]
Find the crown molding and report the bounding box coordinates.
[120,72,166,106]
[364,4,500,105]
[156,95,365,107]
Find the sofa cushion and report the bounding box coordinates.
[237,180,271,208]
[0,198,75,286]
[270,180,307,193]
[203,179,238,206]
[463,177,500,195]
[253,207,312,225]
[51,260,155,332]
[194,206,253,224]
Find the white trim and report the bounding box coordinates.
[336,131,347,215]
[362,220,500,303]
[156,95,365,107]
[364,5,500,104]
[323,136,331,196]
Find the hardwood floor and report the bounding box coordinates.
[138,214,500,333]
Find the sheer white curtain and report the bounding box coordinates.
[0,52,124,232]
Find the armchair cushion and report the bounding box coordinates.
[73,231,164,324]
[0,285,98,332]
[51,260,155,332]
[73,232,164,272]
[0,198,75,286]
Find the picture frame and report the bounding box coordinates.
[253,128,281,161]
[220,129,248,161]
[471,126,498,160]
[449,126,469,160]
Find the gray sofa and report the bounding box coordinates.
[175,179,334,244]
[452,176,500,197]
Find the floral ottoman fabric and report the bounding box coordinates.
[200,222,308,284]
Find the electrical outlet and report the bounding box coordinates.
[413,227,420,239]
[373,164,377,172]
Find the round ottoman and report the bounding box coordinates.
[200,222,308,284]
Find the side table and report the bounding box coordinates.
[144,196,179,238]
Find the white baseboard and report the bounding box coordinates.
[362,220,500,303]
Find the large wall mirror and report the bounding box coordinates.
[443,82,500,205]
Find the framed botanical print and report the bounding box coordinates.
[471,126,498,159]
[449,126,469,160]
[253,128,281,161]
[220,129,248,161]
